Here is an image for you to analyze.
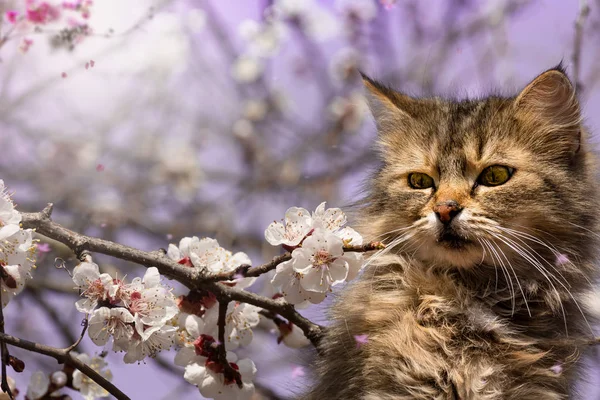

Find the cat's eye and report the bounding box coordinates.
[477,165,514,187]
[408,173,434,189]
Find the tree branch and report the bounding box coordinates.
[572,0,590,92]
[0,328,128,399]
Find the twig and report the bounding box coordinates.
[209,242,384,282]
[0,282,12,399]
[0,331,128,400]
[572,0,590,93]
[216,300,243,388]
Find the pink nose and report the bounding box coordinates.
[433,201,462,224]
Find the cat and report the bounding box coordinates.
[304,65,600,399]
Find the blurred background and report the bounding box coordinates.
[2,0,600,398]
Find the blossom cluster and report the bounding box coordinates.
[72,262,178,364]
[0,180,36,308]
[26,353,112,400]
[167,238,260,399]
[266,202,365,305]
[3,0,93,53]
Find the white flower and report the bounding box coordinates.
[128,287,178,339]
[184,351,256,400]
[122,325,177,364]
[239,19,287,58]
[203,303,261,350]
[0,181,21,241]
[265,202,363,248]
[88,307,134,347]
[271,259,326,305]
[292,229,362,293]
[167,236,199,266]
[169,238,256,289]
[177,313,206,346]
[312,202,347,232]
[265,207,313,247]
[72,353,113,400]
[1,229,36,307]
[51,371,67,387]
[26,370,49,400]
[231,56,263,83]
[72,261,116,313]
[263,317,311,348]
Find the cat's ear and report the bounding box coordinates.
[514,66,581,155]
[361,72,417,131]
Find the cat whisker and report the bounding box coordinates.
[484,238,516,314]
[487,235,530,316]
[489,231,593,335]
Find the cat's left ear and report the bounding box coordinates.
[514,66,581,155]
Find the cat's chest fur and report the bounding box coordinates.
[306,261,581,400]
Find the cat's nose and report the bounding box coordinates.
[433,200,462,224]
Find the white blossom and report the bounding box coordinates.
[291,229,363,293]
[203,302,261,350]
[51,371,68,387]
[265,207,313,247]
[231,56,263,83]
[88,307,135,347]
[26,371,49,400]
[169,237,256,289]
[72,353,113,400]
[72,261,116,313]
[0,181,20,241]
[271,259,327,305]
[1,229,36,307]
[122,325,177,364]
[183,351,256,400]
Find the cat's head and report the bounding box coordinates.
[362,66,598,272]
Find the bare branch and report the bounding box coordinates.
[0,331,128,400]
[573,0,590,92]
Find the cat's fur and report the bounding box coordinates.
[305,66,600,399]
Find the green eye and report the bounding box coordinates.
[478,165,514,187]
[408,173,434,189]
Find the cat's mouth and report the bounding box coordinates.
[436,229,472,250]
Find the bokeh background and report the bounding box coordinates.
[2,0,600,398]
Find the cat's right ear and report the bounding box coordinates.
[361,72,415,131]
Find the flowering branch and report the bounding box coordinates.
[21,204,382,351]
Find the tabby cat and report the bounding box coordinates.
[305,66,600,399]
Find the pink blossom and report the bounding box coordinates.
[291,366,305,379]
[85,62,89,70]
[96,164,104,172]
[61,72,67,78]
[354,334,368,347]
[5,11,19,24]
[90,59,95,67]
[555,253,569,266]
[19,38,34,53]
[26,3,61,24]
[380,0,396,10]
[36,243,51,253]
